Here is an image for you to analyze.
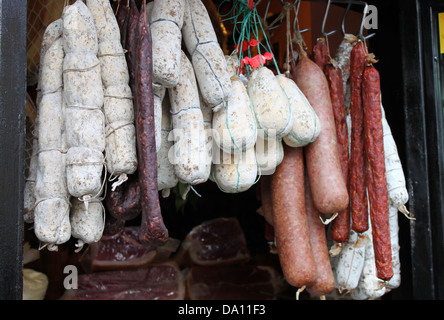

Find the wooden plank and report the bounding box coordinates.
[0,0,27,300]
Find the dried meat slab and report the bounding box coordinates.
[186,265,281,300]
[81,226,179,272]
[175,217,251,267]
[61,262,185,300]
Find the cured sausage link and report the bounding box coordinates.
[325,63,350,243]
[305,171,335,297]
[349,42,368,233]
[135,2,168,246]
[271,145,317,288]
[292,46,349,215]
[362,63,393,281]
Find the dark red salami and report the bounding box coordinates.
[126,0,139,94]
[362,61,393,281]
[116,1,130,49]
[105,174,141,221]
[325,62,350,243]
[349,41,368,233]
[134,1,168,246]
[312,37,329,71]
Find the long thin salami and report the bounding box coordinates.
[325,61,350,243]
[349,41,368,233]
[362,60,393,281]
[126,0,139,95]
[135,1,168,246]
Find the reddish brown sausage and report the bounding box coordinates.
[362,62,393,281]
[116,1,130,49]
[126,0,139,95]
[312,37,329,71]
[105,174,141,221]
[325,62,351,243]
[304,170,335,297]
[271,145,317,288]
[349,41,368,233]
[292,47,349,215]
[135,2,168,246]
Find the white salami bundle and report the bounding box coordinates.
[168,51,211,185]
[157,94,178,197]
[212,76,257,152]
[62,0,105,202]
[25,20,65,225]
[182,0,232,111]
[248,66,293,140]
[150,0,185,88]
[86,0,137,189]
[33,19,71,250]
[277,74,321,147]
[212,147,258,193]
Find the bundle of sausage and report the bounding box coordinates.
[312,35,410,299]
[28,0,141,251]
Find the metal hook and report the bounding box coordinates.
[321,0,336,37]
[263,0,281,31]
[293,0,310,34]
[339,0,376,40]
[341,2,351,36]
[358,1,376,41]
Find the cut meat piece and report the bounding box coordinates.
[61,262,185,300]
[186,265,281,300]
[81,226,179,272]
[176,218,251,267]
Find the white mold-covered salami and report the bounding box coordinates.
[248,66,293,140]
[381,105,409,212]
[153,84,165,152]
[63,0,105,202]
[182,0,232,111]
[351,218,387,300]
[62,0,99,54]
[158,94,178,197]
[212,147,258,193]
[212,76,257,152]
[33,30,71,249]
[33,198,71,250]
[277,74,321,147]
[87,0,137,182]
[66,147,104,198]
[332,231,368,293]
[25,19,64,225]
[168,51,210,185]
[70,197,105,251]
[254,134,283,176]
[386,205,401,290]
[150,0,185,87]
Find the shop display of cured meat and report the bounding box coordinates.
[23,0,410,301]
